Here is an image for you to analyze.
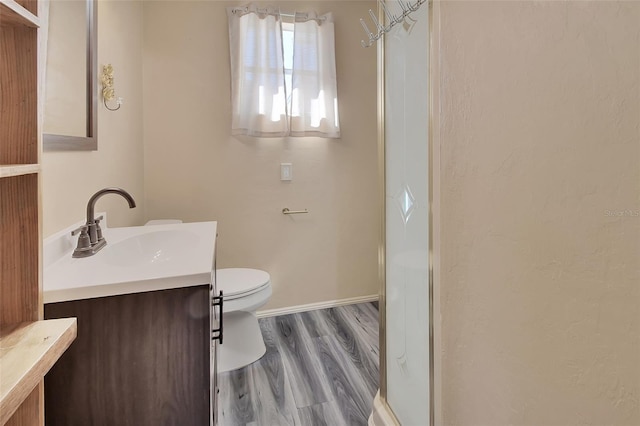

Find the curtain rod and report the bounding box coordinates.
[360,0,427,47]
[231,6,326,21]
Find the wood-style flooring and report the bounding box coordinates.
[218,302,379,426]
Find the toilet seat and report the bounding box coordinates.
[217,268,271,301]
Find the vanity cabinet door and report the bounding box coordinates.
[44,286,210,426]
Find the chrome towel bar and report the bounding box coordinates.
[282,208,309,215]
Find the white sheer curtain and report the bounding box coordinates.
[290,12,340,138]
[227,5,288,137]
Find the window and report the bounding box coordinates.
[228,8,340,138]
[282,22,294,108]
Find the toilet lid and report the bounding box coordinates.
[216,268,271,298]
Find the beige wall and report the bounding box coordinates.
[437,1,640,424]
[142,1,379,310]
[43,0,145,237]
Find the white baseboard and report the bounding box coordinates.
[256,294,379,318]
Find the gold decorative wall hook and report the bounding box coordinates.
[101,64,122,111]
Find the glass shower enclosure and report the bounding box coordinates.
[375,1,431,424]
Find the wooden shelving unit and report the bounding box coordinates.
[0,0,39,28]
[1,0,77,424]
[0,164,41,178]
[0,320,77,425]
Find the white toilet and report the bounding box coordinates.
[216,268,272,373]
[144,220,272,372]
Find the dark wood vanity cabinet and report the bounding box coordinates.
[44,285,211,426]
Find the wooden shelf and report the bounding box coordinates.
[0,319,77,425]
[1,0,44,422]
[0,21,38,166]
[0,0,39,28]
[0,164,40,178]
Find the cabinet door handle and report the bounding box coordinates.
[212,291,223,344]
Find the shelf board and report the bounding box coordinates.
[0,319,77,425]
[0,164,40,178]
[0,0,39,28]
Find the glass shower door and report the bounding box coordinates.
[384,2,430,424]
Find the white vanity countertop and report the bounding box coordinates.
[43,216,217,304]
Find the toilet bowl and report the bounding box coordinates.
[216,268,272,373]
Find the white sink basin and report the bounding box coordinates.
[43,216,217,303]
[103,229,199,267]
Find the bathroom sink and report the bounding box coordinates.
[43,216,217,303]
[103,230,199,267]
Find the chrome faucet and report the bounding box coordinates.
[72,187,137,258]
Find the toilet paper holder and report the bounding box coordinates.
[282,208,309,215]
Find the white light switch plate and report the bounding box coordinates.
[281,163,292,181]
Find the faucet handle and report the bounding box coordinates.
[71,225,92,257]
[71,225,89,236]
[95,215,104,222]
